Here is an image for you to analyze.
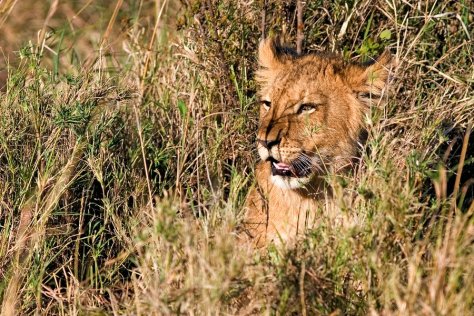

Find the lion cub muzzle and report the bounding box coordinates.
[257,136,313,182]
[257,138,291,177]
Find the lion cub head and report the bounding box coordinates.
[255,38,392,190]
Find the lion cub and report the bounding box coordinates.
[243,38,392,247]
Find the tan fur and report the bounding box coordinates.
[243,38,392,248]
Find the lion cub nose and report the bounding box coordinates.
[258,139,280,149]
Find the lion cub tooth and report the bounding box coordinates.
[273,162,290,170]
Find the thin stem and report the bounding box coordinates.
[296,0,304,54]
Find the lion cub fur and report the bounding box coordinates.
[243,38,392,248]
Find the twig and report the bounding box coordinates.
[38,0,59,55]
[101,0,124,48]
[296,0,304,54]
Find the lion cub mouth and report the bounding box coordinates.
[269,157,312,178]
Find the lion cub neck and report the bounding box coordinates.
[245,161,330,248]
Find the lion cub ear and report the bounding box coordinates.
[346,50,393,105]
[256,37,295,84]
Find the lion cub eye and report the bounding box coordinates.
[297,103,318,114]
[260,100,271,111]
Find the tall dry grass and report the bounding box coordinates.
[0,0,473,315]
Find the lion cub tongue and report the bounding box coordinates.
[273,162,290,170]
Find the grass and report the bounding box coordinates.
[0,0,473,314]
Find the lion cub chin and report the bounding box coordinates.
[242,37,392,248]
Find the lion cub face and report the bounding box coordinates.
[255,38,391,189]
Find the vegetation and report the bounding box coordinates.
[0,0,473,314]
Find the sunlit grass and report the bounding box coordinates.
[0,0,473,315]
